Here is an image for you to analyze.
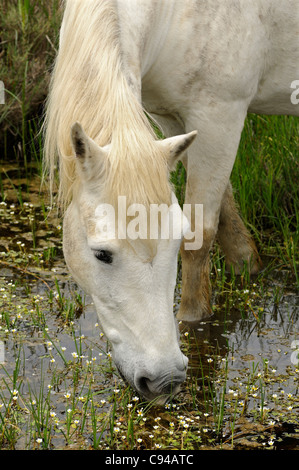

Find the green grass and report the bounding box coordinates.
[0,0,61,164]
[232,114,299,283]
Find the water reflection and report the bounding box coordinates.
[180,290,298,394]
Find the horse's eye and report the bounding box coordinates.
[94,250,113,264]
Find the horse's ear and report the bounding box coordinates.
[158,131,197,170]
[71,122,108,179]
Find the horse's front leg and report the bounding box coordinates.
[177,101,248,322]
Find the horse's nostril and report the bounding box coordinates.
[136,376,151,397]
[160,381,180,395]
[135,370,185,402]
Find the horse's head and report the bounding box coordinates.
[63,122,197,403]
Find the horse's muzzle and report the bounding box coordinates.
[134,360,188,404]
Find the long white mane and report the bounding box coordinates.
[43,0,171,209]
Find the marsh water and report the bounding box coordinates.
[0,163,298,450]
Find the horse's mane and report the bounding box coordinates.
[43,0,171,210]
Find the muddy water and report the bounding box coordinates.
[0,164,298,449]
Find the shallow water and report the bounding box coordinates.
[177,273,298,449]
[0,164,298,449]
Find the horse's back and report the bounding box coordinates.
[248,0,299,115]
[118,0,299,117]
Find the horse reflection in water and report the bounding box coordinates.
[44,0,299,403]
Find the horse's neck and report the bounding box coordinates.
[117,0,176,95]
[44,0,172,208]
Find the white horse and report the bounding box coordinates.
[44,0,299,403]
